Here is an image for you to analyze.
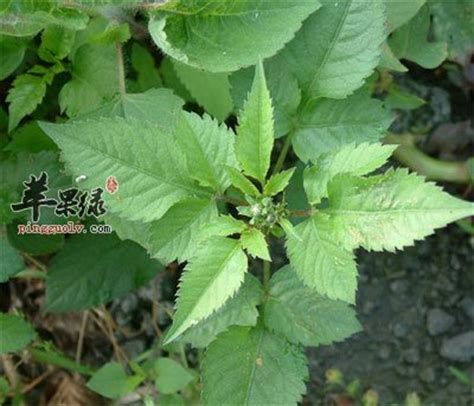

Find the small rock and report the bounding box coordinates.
[403,348,420,364]
[392,322,409,338]
[419,367,436,383]
[440,331,474,362]
[390,280,408,294]
[427,308,455,336]
[460,297,474,319]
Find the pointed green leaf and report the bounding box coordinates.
[240,228,271,261]
[264,168,295,196]
[236,61,274,185]
[378,43,408,72]
[180,274,261,348]
[201,215,247,238]
[0,236,24,282]
[202,324,308,405]
[279,218,302,242]
[0,36,27,80]
[390,6,447,69]
[59,43,118,117]
[164,237,248,344]
[7,73,47,132]
[280,0,385,99]
[87,362,141,399]
[40,118,210,223]
[175,112,238,193]
[323,169,474,252]
[130,43,163,92]
[38,25,75,62]
[154,358,194,395]
[385,0,426,33]
[304,143,396,204]
[292,90,393,162]
[173,62,233,121]
[149,198,218,264]
[286,215,357,303]
[264,267,361,346]
[225,166,260,197]
[149,0,320,72]
[0,313,36,354]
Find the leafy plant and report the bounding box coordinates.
[0,0,472,404]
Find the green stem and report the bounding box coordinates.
[263,260,271,291]
[384,133,471,184]
[179,344,189,369]
[272,132,294,175]
[115,41,127,100]
[30,348,95,376]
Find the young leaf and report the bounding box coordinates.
[323,169,474,252]
[40,118,210,223]
[202,324,308,405]
[225,166,260,197]
[0,36,27,80]
[0,313,36,354]
[46,233,163,312]
[304,143,396,204]
[87,362,142,399]
[164,237,248,344]
[175,112,238,193]
[173,62,233,121]
[389,6,447,69]
[201,215,247,239]
[149,0,320,72]
[379,43,408,72]
[286,215,357,304]
[59,43,118,117]
[0,236,24,282]
[235,61,274,185]
[264,167,296,196]
[38,25,75,62]
[7,73,47,132]
[240,228,271,261]
[292,90,393,162]
[154,358,194,395]
[179,274,261,348]
[264,266,361,346]
[148,198,218,264]
[280,0,385,99]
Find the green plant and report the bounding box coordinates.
[0,0,473,404]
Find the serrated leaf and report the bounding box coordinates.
[7,73,47,132]
[105,214,151,250]
[149,0,320,73]
[390,5,447,69]
[0,236,24,282]
[323,169,474,252]
[154,358,194,395]
[59,43,118,117]
[40,118,210,223]
[80,88,184,133]
[0,313,36,354]
[385,84,426,110]
[224,166,260,197]
[180,274,261,348]
[173,62,233,121]
[149,198,218,264]
[240,228,270,261]
[0,36,26,80]
[264,168,295,196]
[304,143,396,204]
[5,122,57,153]
[201,215,247,238]
[229,59,301,138]
[264,266,361,346]
[236,61,274,185]
[38,25,75,62]
[286,215,357,304]
[131,43,162,92]
[385,0,426,33]
[87,362,141,399]
[164,237,247,344]
[292,90,393,162]
[202,324,308,405]
[280,0,385,99]
[175,112,238,193]
[46,233,162,312]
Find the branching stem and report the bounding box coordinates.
[115,42,127,100]
[272,132,294,176]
